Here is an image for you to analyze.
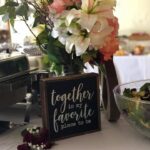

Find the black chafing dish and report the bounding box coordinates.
[0,53,38,133]
[0,54,32,108]
[0,52,38,132]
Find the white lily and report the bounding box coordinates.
[74,36,90,56]
[51,0,117,56]
[81,0,115,18]
[51,29,59,38]
[78,13,98,32]
[78,0,115,49]
[65,35,90,56]
[67,23,81,35]
[89,20,113,48]
[65,9,81,26]
[81,0,95,12]
[58,33,68,45]
[78,9,113,37]
[65,36,75,53]
[51,15,69,45]
[81,0,116,12]
[101,0,116,7]
[52,26,68,45]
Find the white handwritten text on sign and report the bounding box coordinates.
[51,83,95,133]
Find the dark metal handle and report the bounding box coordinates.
[0,76,30,92]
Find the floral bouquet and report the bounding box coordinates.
[17,126,54,150]
[0,0,119,75]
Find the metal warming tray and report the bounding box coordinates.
[0,54,32,109]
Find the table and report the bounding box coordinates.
[113,55,150,84]
[52,112,150,150]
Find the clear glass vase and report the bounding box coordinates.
[62,64,83,76]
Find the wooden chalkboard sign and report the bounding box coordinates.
[40,73,101,140]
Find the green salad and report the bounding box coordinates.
[123,83,150,129]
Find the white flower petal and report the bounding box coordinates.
[81,0,95,12]
[90,25,113,48]
[78,13,97,32]
[93,18,109,32]
[65,9,80,26]
[51,29,59,38]
[101,0,116,7]
[59,36,66,45]
[96,6,114,18]
[75,37,90,56]
[65,36,76,53]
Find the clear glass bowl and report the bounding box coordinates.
[113,80,150,138]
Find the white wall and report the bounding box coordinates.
[2,0,150,41]
[10,19,34,45]
[0,0,4,5]
[115,0,150,35]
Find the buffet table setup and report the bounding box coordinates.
[0,0,150,148]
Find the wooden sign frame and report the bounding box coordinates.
[40,73,101,140]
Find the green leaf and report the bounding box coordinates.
[0,2,17,24]
[46,36,63,64]
[98,64,106,76]
[123,88,133,98]
[16,3,29,20]
[47,50,60,64]
[8,6,16,19]
[5,1,18,7]
[140,83,150,91]
[42,55,50,64]
[0,6,7,15]
[50,63,63,75]
[42,54,63,75]
[9,18,15,27]
[37,29,49,44]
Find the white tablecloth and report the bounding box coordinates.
[113,55,150,84]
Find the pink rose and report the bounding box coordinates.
[49,0,65,13]
[49,0,81,14]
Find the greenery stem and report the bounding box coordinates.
[98,64,107,78]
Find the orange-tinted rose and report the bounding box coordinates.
[100,17,119,60]
[108,17,119,36]
[100,36,119,60]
